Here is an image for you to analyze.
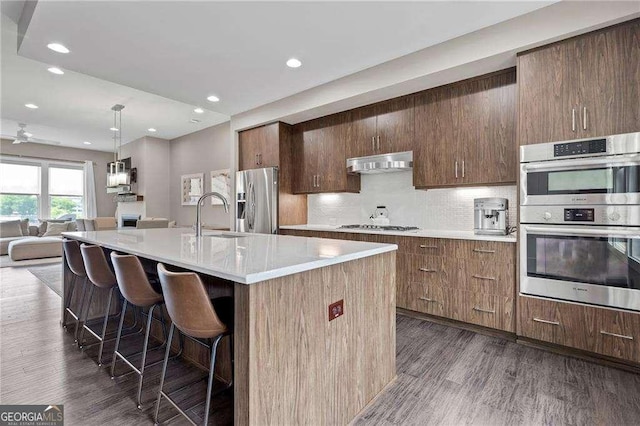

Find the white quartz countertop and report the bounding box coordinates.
[279,224,517,243]
[62,228,397,284]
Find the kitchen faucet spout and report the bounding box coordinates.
[195,192,229,237]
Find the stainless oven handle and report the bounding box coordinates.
[523,225,640,238]
[522,153,640,172]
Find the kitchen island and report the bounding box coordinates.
[62,228,397,425]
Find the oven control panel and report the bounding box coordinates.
[553,138,606,157]
[564,208,595,222]
[520,205,640,227]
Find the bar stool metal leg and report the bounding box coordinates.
[72,277,88,343]
[203,334,224,426]
[97,287,116,366]
[154,323,175,425]
[110,299,128,378]
[137,303,157,409]
[78,285,95,350]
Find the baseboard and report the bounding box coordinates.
[396,308,517,342]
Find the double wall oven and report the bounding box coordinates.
[520,132,640,311]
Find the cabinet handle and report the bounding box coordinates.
[418,296,438,303]
[600,330,633,340]
[472,274,496,281]
[572,108,576,132]
[313,175,317,187]
[372,136,375,152]
[317,175,321,188]
[462,160,465,178]
[455,161,458,179]
[473,248,496,254]
[377,135,380,151]
[419,244,438,249]
[583,106,587,130]
[473,307,495,314]
[533,317,560,326]
[419,268,437,273]
[255,154,259,165]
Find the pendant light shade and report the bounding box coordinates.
[107,104,130,188]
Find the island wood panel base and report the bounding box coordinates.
[234,251,396,426]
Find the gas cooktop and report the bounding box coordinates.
[339,224,420,232]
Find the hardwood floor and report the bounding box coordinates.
[2,266,640,425]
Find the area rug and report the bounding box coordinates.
[0,255,63,268]
[27,264,63,297]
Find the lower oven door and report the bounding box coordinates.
[520,224,640,311]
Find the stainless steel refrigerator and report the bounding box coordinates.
[235,167,278,234]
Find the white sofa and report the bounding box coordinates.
[0,219,73,260]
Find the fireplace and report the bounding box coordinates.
[120,214,140,228]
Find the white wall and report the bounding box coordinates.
[120,136,171,219]
[307,172,517,231]
[169,122,231,228]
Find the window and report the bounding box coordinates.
[49,167,84,219]
[0,162,41,222]
[0,158,84,222]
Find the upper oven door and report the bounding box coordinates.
[520,153,640,205]
[520,224,640,311]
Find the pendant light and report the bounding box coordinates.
[107,104,130,187]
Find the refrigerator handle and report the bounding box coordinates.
[248,181,256,230]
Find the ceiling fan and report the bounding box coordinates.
[1,123,61,145]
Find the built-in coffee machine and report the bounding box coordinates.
[474,198,509,235]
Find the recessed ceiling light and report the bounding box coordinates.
[110,127,119,131]
[286,58,302,68]
[190,118,201,123]
[193,108,204,114]
[148,128,157,132]
[206,95,219,102]
[47,43,70,54]
[25,103,39,109]
[47,67,64,75]
[83,141,92,145]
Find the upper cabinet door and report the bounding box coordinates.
[518,43,574,145]
[413,86,458,188]
[460,72,517,185]
[292,122,319,194]
[238,123,280,170]
[577,20,640,138]
[347,105,377,159]
[316,114,349,192]
[375,96,414,154]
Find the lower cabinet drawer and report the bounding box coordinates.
[596,309,640,363]
[404,282,449,318]
[460,290,514,332]
[456,259,514,296]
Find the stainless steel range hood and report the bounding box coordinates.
[347,151,413,174]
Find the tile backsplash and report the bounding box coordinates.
[307,171,517,231]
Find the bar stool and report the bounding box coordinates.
[61,239,88,343]
[154,263,233,426]
[110,252,168,409]
[79,243,133,366]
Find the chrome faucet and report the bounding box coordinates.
[195,192,229,237]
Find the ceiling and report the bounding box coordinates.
[15,1,554,119]
[0,11,229,152]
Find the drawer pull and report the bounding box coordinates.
[533,317,560,326]
[419,245,438,249]
[600,330,634,340]
[418,297,438,303]
[419,268,437,273]
[472,274,496,281]
[473,248,496,254]
[472,307,495,314]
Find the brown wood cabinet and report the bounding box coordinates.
[346,96,414,158]
[238,123,307,226]
[518,19,640,145]
[238,123,280,170]
[278,229,516,332]
[413,69,517,188]
[292,114,360,194]
[518,295,640,363]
